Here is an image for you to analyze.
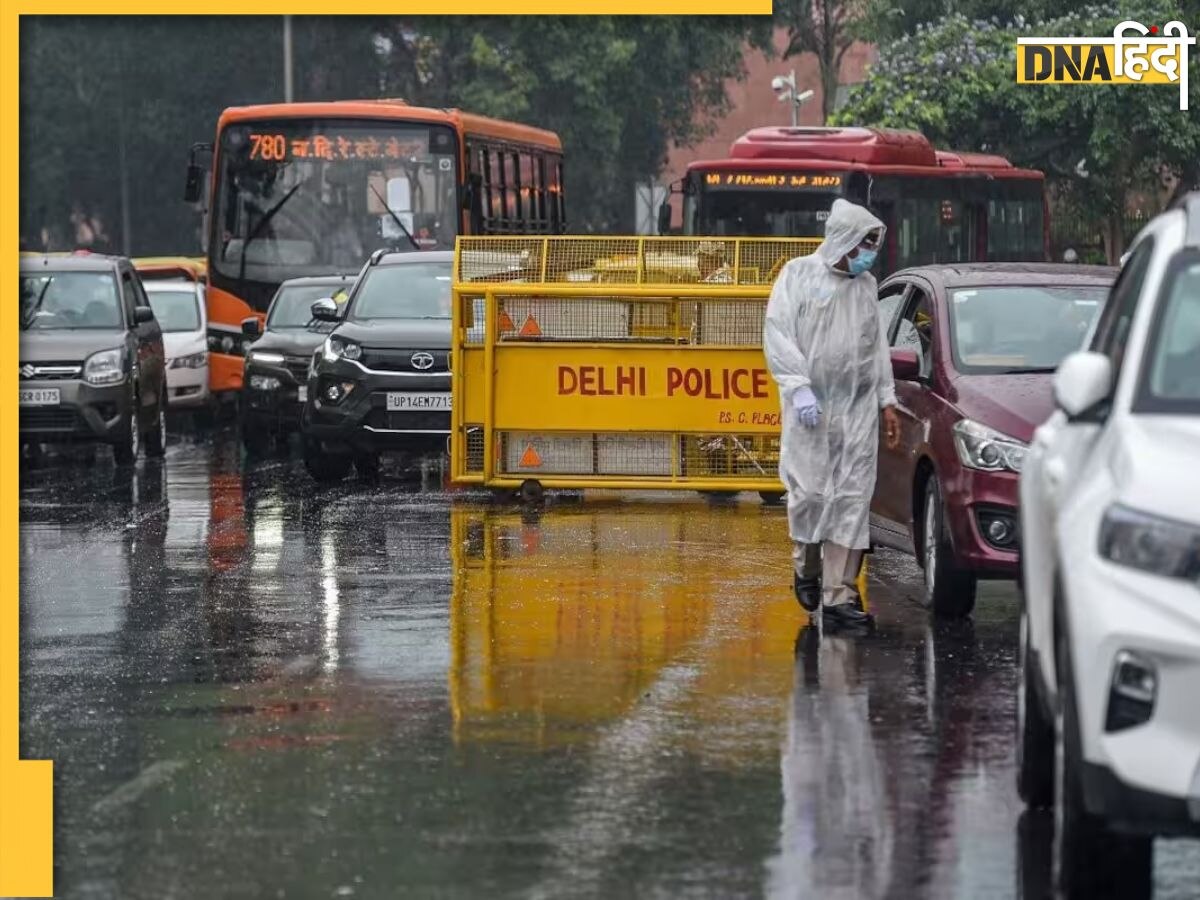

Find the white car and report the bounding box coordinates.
[144,279,209,409]
[1018,193,1200,896]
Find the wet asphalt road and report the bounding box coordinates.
[17,429,1200,899]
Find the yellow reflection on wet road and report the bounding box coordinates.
[449,498,809,755]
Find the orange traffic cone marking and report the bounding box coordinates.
[519,444,542,468]
[519,314,542,337]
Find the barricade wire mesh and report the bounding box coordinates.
[460,293,770,347]
[491,431,781,481]
[455,236,819,286]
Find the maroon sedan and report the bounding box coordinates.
[870,263,1117,617]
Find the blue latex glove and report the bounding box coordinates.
[791,386,821,427]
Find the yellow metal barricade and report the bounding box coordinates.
[451,236,822,494]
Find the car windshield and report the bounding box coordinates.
[212,118,460,286]
[1139,256,1200,412]
[20,271,122,330]
[349,263,452,320]
[147,288,201,332]
[268,284,350,328]
[948,285,1107,373]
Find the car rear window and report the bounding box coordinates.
[268,284,350,328]
[147,289,202,332]
[349,263,452,320]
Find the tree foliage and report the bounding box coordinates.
[833,1,1200,258]
[19,17,768,252]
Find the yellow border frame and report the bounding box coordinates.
[2,8,772,894]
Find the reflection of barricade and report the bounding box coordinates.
[451,236,820,493]
[447,503,810,749]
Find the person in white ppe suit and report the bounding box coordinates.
[764,199,900,627]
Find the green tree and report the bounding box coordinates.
[377,18,770,231]
[21,17,768,247]
[832,2,1200,260]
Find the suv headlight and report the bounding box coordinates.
[952,419,1027,473]
[83,348,125,386]
[1099,504,1200,581]
[322,336,362,363]
[171,351,207,369]
[248,350,285,366]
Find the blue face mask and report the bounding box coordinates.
[848,248,877,276]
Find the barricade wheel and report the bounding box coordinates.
[519,480,545,506]
[759,491,785,506]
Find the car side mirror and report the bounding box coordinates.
[134,306,156,325]
[1054,350,1113,419]
[184,162,204,204]
[890,348,920,381]
[310,297,340,322]
[241,316,262,338]
[657,202,672,236]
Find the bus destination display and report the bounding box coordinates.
[246,132,429,163]
[703,171,843,191]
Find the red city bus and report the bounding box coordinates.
[184,100,565,399]
[678,126,1048,276]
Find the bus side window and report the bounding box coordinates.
[534,155,547,232]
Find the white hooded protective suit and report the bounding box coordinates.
[763,200,896,549]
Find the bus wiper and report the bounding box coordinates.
[239,181,302,287]
[369,183,420,251]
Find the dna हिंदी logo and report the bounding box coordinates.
[1016,20,1195,110]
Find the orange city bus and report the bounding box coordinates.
[184,100,565,399]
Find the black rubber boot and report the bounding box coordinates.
[793,573,821,612]
[822,601,874,630]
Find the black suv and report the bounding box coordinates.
[19,253,167,465]
[300,251,453,482]
[239,274,356,454]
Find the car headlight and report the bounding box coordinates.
[322,336,362,363]
[952,419,1027,473]
[1099,504,1200,581]
[170,351,207,369]
[83,348,125,386]
[249,374,281,391]
[249,350,285,366]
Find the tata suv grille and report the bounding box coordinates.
[360,349,449,374]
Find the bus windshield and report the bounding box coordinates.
[212,118,460,286]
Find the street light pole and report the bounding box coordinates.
[283,15,294,103]
[788,69,798,127]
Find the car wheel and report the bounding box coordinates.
[302,437,351,484]
[145,386,167,458]
[113,397,140,467]
[1018,611,1054,807]
[1052,628,1153,898]
[921,476,977,618]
